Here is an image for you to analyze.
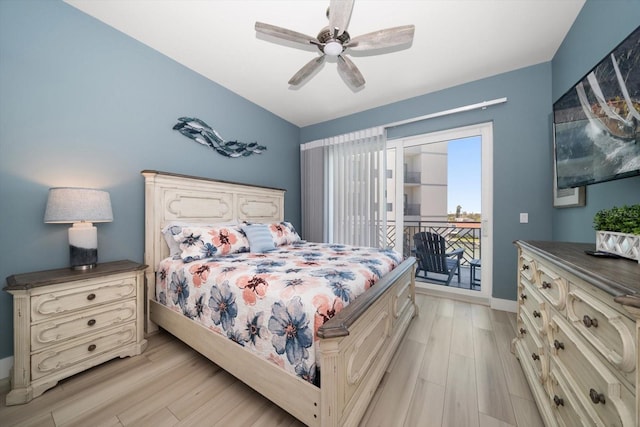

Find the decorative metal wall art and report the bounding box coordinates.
[173,117,267,158]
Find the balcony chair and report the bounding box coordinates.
[413,231,464,285]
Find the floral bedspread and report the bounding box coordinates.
[156,242,402,385]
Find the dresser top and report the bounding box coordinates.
[4,260,146,291]
[516,241,640,304]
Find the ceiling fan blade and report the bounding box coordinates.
[255,22,318,46]
[288,56,326,86]
[328,0,354,36]
[337,55,365,88]
[346,25,415,51]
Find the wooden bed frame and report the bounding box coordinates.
[142,170,417,427]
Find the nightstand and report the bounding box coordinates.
[4,260,148,405]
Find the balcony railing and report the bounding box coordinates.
[386,220,481,266]
[404,171,421,184]
[404,203,421,216]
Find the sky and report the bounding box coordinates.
[447,136,481,213]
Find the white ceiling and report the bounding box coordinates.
[64,0,585,127]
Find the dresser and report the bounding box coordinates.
[513,241,640,427]
[4,260,148,405]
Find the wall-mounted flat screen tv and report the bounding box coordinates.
[554,25,640,189]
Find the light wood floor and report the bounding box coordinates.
[0,293,543,427]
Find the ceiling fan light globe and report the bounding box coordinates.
[323,41,343,56]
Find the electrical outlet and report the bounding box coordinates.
[520,213,529,223]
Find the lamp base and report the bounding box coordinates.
[72,264,96,271]
[70,245,98,270]
[68,222,98,270]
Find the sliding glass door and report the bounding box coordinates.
[386,123,493,300]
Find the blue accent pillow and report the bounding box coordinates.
[242,224,276,253]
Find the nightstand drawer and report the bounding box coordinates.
[30,276,136,321]
[31,323,137,380]
[31,300,137,351]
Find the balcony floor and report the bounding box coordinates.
[415,265,480,291]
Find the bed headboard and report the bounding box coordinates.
[142,170,285,273]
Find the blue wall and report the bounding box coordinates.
[0,1,300,359]
[302,63,556,302]
[551,1,640,242]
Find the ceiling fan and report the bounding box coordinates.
[255,0,415,88]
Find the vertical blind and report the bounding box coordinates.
[300,140,325,243]
[301,127,386,247]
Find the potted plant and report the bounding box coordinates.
[593,204,640,263]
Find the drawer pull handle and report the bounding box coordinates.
[88,344,97,352]
[531,353,540,361]
[553,395,564,407]
[583,315,598,328]
[533,310,541,318]
[87,293,96,301]
[541,281,551,289]
[520,293,527,301]
[87,319,96,326]
[589,388,605,405]
[553,340,565,351]
[522,264,529,271]
[519,328,526,335]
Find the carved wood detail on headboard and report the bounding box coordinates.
[238,195,281,222]
[165,191,234,223]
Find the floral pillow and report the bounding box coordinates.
[162,222,238,257]
[268,221,301,246]
[173,225,249,262]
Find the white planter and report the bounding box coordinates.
[596,231,640,263]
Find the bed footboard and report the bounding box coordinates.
[318,257,417,426]
[149,256,416,427]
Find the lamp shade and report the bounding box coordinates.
[44,188,113,223]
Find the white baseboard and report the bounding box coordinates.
[490,297,518,313]
[0,356,13,391]
[416,285,490,306]
[415,283,518,313]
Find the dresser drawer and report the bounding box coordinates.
[519,253,536,282]
[535,263,568,311]
[30,276,137,322]
[567,287,636,376]
[516,314,547,383]
[31,323,137,380]
[519,280,548,336]
[31,300,137,351]
[550,314,635,426]
[548,363,591,427]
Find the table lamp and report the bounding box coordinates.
[44,187,113,270]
